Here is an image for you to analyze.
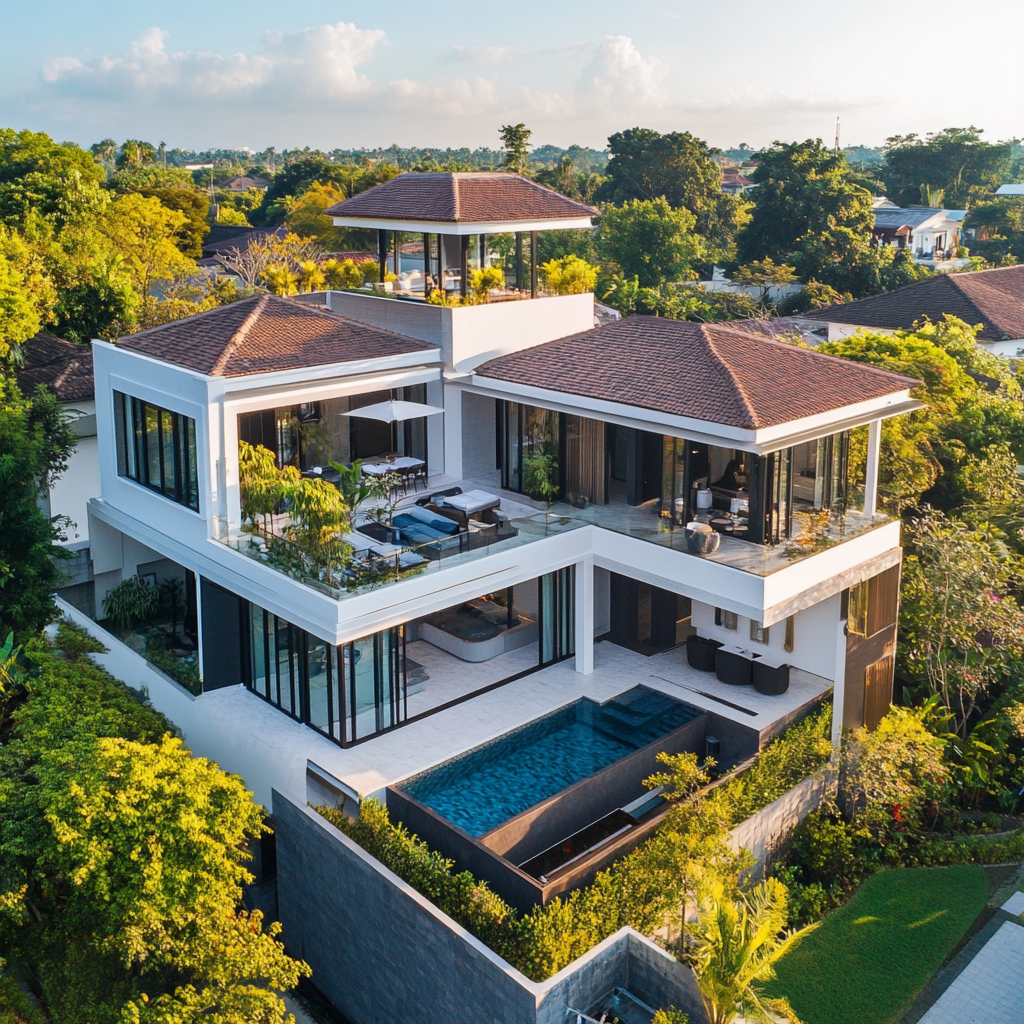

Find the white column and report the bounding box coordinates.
[864,418,882,518]
[831,614,848,746]
[425,377,445,477]
[575,559,594,675]
[443,383,463,481]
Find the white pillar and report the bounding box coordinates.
[575,559,594,675]
[443,383,463,481]
[864,418,881,518]
[831,614,848,746]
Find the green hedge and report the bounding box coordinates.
[317,704,833,980]
[916,827,1024,866]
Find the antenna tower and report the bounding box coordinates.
[834,117,841,155]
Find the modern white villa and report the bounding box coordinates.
[61,172,923,1021]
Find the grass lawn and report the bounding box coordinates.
[764,865,989,1024]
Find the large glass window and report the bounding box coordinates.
[114,392,199,511]
[498,401,562,499]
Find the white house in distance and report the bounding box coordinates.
[871,198,968,264]
[63,173,924,1023]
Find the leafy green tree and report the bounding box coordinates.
[731,257,798,306]
[596,128,749,266]
[0,230,50,361]
[136,187,211,259]
[777,280,852,315]
[99,193,196,301]
[499,123,532,173]
[597,197,702,288]
[0,379,76,640]
[116,139,158,170]
[538,254,598,295]
[882,127,1013,209]
[692,877,811,1024]
[284,181,353,248]
[0,635,310,1023]
[899,513,1024,735]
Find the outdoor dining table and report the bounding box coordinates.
[361,457,425,476]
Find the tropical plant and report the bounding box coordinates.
[287,476,350,547]
[731,257,798,306]
[264,262,299,295]
[523,448,559,501]
[468,265,504,301]
[54,618,106,663]
[597,197,703,288]
[101,575,161,631]
[323,257,365,290]
[297,259,326,292]
[238,441,288,532]
[691,877,812,1024]
[539,254,598,295]
[328,458,388,513]
[158,576,185,638]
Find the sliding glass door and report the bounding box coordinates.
[539,566,575,666]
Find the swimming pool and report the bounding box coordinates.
[399,686,700,836]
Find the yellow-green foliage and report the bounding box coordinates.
[323,257,365,290]
[0,633,309,1023]
[317,704,834,981]
[539,254,599,295]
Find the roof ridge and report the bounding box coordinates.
[452,174,460,221]
[118,293,264,344]
[944,273,997,333]
[700,323,763,426]
[209,294,270,376]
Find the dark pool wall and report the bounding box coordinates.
[387,709,709,913]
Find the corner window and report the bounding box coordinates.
[114,392,199,512]
[848,581,869,637]
[715,608,738,631]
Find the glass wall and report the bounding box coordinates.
[114,392,199,511]
[540,566,576,665]
[499,401,562,498]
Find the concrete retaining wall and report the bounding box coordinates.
[729,774,828,878]
[272,790,707,1024]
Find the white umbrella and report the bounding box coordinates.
[341,400,445,423]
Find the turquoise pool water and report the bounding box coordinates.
[400,686,700,836]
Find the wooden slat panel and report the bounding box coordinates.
[867,563,901,636]
[864,655,894,730]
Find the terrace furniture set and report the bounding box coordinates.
[685,634,790,694]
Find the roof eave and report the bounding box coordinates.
[329,215,595,234]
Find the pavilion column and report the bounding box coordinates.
[530,231,538,298]
[515,232,523,290]
[864,419,882,517]
[377,229,387,284]
[393,231,400,283]
[460,235,469,299]
[422,233,431,296]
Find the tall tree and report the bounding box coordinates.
[136,187,211,259]
[596,128,749,265]
[596,197,703,288]
[882,127,1013,209]
[0,378,76,641]
[499,123,533,173]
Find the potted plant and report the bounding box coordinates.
[102,576,161,633]
[523,448,559,504]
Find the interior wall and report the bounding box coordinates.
[691,594,841,678]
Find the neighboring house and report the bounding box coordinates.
[871,203,969,264]
[17,333,100,611]
[721,171,755,195]
[221,175,269,192]
[996,184,1024,196]
[66,172,921,1024]
[201,224,287,260]
[808,265,1024,357]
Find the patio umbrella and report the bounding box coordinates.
[342,400,445,423]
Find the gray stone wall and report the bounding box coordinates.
[272,790,706,1024]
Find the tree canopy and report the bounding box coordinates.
[596,128,749,266]
[882,127,1014,209]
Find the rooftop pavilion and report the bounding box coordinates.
[324,172,598,301]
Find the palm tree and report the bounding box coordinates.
[692,877,814,1024]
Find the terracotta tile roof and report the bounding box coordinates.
[475,316,919,430]
[814,265,1024,341]
[202,225,287,258]
[17,333,94,402]
[116,295,436,378]
[324,172,597,224]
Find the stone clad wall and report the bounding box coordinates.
[271,790,708,1024]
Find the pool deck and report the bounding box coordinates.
[324,639,831,801]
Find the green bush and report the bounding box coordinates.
[54,618,107,662]
[316,704,834,980]
[915,827,1024,866]
[789,811,856,885]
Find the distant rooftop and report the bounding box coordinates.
[325,172,597,233]
[873,206,967,230]
[115,295,436,378]
[476,317,919,431]
[17,333,94,403]
[812,265,1024,342]
[202,225,286,259]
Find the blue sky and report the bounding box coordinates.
[1,0,1022,153]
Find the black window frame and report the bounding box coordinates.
[114,391,199,512]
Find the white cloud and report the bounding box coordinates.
[41,23,385,103]
[576,36,666,112]
[445,45,513,65]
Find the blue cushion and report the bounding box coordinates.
[401,506,461,535]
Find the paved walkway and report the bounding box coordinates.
[918,919,1024,1024]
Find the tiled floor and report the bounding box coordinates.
[1001,890,1024,916]
[919,921,1024,1024]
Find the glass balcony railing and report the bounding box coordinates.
[210,507,585,602]
[210,485,894,605]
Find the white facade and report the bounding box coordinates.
[78,287,910,802]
